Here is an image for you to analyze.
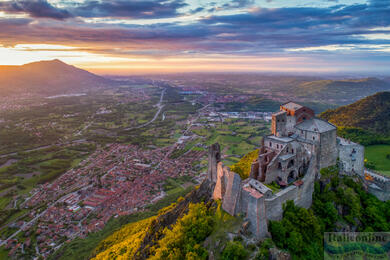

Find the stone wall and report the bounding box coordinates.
[338,139,364,176]
[319,129,337,169]
[241,186,268,239]
[265,155,316,220]
[271,111,287,137]
[208,143,221,183]
[221,170,242,215]
[363,170,390,201]
[209,142,317,240]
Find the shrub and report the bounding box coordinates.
[221,241,248,260]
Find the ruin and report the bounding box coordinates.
[207,102,365,239]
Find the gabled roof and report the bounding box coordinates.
[295,118,336,133]
[281,101,303,111]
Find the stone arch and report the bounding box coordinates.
[298,166,304,177]
[288,170,296,183]
[287,159,294,168]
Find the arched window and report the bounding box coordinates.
[288,159,294,168]
[269,142,272,147]
[278,162,282,169]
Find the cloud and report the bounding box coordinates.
[0,0,188,20]
[70,0,188,19]
[0,0,73,20]
[0,0,389,59]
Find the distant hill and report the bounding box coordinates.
[295,78,390,104]
[0,59,114,95]
[320,92,390,134]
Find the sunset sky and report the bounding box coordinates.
[0,0,389,75]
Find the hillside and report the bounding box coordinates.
[51,168,390,260]
[0,59,114,95]
[320,92,390,134]
[295,78,390,104]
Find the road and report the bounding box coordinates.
[155,103,210,168]
[0,139,87,159]
[125,88,166,130]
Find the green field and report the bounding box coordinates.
[365,144,390,175]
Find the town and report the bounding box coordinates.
[2,143,206,257]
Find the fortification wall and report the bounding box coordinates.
[208,143,221,183]
[265,155,316,220]
[221,170,242,215]
[265,185,297,221]
[242,188,268,239]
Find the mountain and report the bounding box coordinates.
[0,59,114,95]
[320,91,390,134]
[295,78,390,104]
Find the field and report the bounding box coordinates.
[365,144,390,175]
[194,118,270,165]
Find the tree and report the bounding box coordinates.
[221,241,248,260]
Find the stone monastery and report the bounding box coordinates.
[207,102,365,239]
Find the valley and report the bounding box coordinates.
[0,61,389,259]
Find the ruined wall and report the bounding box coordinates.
[221,170,242,215]
[208,143,221,183]
[213,162,225,200]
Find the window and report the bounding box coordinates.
[277,144,279,149]
[313,136,315,140]
[269,142,272,147]
[286,147,289,152]
[291,149,294,154]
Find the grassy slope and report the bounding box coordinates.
[296,78,390,103]
[365,144,390,175]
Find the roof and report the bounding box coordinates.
[273,110,287,116]
[249,179,272,195]
[295,118,336,133]
[281,101,303,111]
[266,135,294,143]
[279,154,294,161]
[242,186,263,199]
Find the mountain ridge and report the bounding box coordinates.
[320,91,390,134]
[0,59,114,95]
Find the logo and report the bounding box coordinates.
[324,232,390,259]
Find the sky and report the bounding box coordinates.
[0,0,389,75]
